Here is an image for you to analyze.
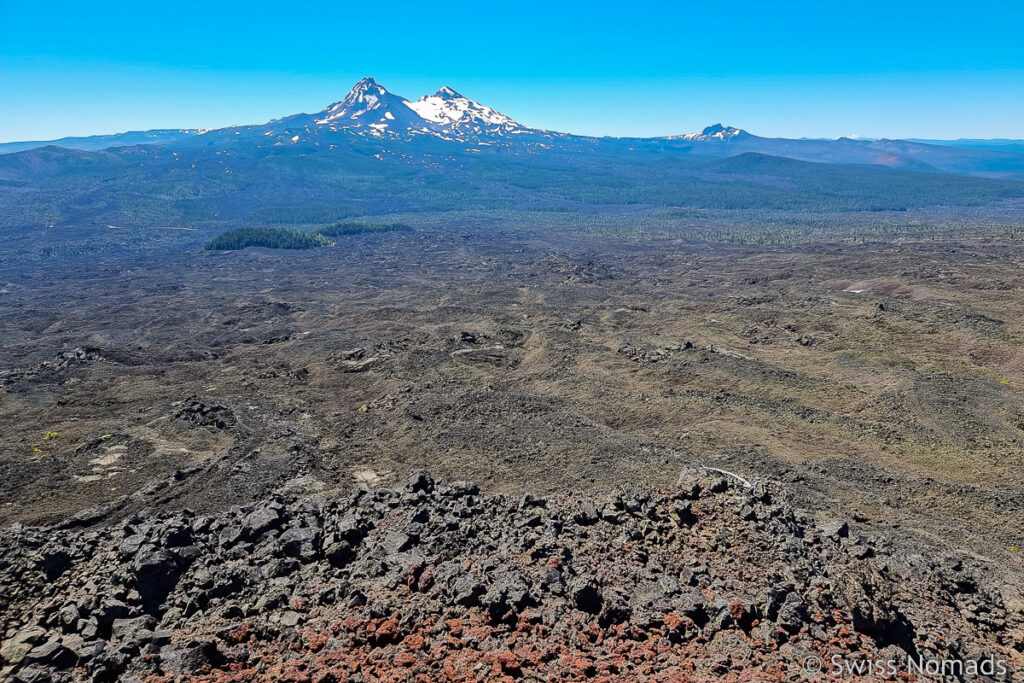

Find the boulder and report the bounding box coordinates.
[0,626,48,667]
[159,640,223,675]
[568,576,603,614]
[24,640,76,669]
[242,508,281,539]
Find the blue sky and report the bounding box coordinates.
[2,1,1022,142]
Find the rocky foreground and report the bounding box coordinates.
[1,469,1021,682]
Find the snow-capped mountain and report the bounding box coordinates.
[299,78,534,140]
[408,86,529,136]
[672,123,750,142]
[312,78,429,135]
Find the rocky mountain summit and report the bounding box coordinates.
[1,469,1019,681]
[312,78,429,133]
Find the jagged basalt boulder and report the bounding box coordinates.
[133,548,181,611]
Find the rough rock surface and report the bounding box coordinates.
[1,469,1021,682]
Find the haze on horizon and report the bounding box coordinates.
[1,0,1022,143]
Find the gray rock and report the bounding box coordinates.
[776,592,808,633]
[818,520,849,540]
[677,589,708,623]
[68,636,105,660]
[57,603,80,631]
[25,640,76,669]
[324,540,354,567]
[174,545,203,564]
[568,576,603,614]
[407,470,434,493]
[218,525,244,547]
[573,502,598,525]
[151,630,173,646]
[253,589,290,614]
[120,535,147,556]
[452,574,486,607]
[40,548,72,580]
[159,640,222,674]
[675,479,702,500]
[96,599,130,626]
[77,618,99,640]
[380,531,413,555]
[518,513,542,528]
[670,500,697,526]
[279,526,320,561]
[0,626,48,666]
[133,548,180,609]
[111,615,157,642]
[13,664,58,682]
[483,571,534,617]
[242,508,281,538]
[538,567,565,595]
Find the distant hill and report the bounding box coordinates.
[908,138,1024,156]
[0,129,203,155]
[2,137,1022,234]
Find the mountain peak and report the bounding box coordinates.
[323,77,393,110]
[672,123,750,142]
[434,85,464,100]
[354,76,383,88]
[345,77,392,101]
[409,88,526,136]
[314,77,423,133]
[339,77,390,102]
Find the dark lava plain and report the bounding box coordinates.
[2,224,1022,560]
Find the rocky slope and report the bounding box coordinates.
[1,469,1020,682]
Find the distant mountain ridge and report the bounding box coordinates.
[2,77,1024,180]
[0,128,207,155]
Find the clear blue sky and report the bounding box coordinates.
[2,1,1022,142]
